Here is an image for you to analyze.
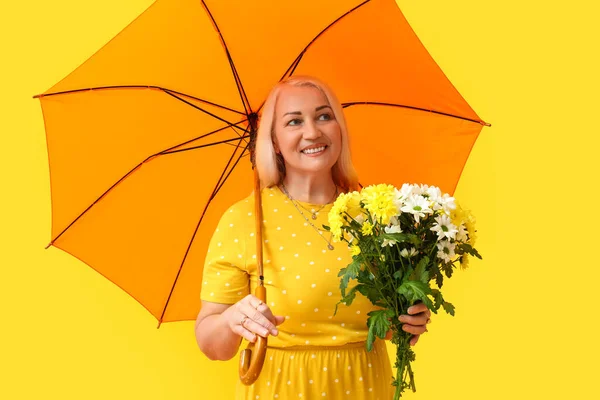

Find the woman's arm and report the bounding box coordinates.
[195,301,241,361]
[195,295,285,361]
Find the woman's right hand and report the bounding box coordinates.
[225,294,285,343]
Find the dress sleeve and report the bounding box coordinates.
[200,203,250,304]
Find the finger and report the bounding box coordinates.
[245,296,280,327]
[273,315,286,326]
[231,321,258,343]
[409,334,420,346]
[401,323,428,335]
[255,302,279,327]
[385,330,393,340]
[240,303,278,335]
[243,318,273,338]
[398,314,429,326]
[407,303,428,315]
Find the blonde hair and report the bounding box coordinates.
[255,76,359,192]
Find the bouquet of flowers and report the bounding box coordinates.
[326,183,481,399]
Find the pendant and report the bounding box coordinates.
[311,214,317,220]
[328,244,334,250]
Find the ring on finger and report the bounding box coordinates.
[240,315,249,326]
[254,300,263,309]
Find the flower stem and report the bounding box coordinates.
[392,328,417,399]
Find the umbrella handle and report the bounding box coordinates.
[239,285,268,385]
[239,169,267,385]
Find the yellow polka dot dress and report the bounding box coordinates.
[201,187,394,399]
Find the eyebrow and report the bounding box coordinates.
[283,105,332,117]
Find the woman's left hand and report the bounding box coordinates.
[384,302,431,346]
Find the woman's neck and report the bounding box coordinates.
[280,171,337,204]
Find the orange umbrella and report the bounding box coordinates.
[35,0,489,379]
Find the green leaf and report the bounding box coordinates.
[435,269,444,288]
[341,285,359,306]
[442,262,454,279]
[442,301,455,316]
[393,269,403,280]
[338,260,361,296]
[397,280,434,310]
[380,232,419,245]
[366,309,395,351]
[413,256,430,283]
[430,289,443,313]
[356,283,382,304]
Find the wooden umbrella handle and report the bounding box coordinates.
[239,169,267,385]
[239,285,267,385]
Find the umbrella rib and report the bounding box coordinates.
[342,101,492,126]
[33,85,245,116]
[163,90,248,134]
[201,0,252,114]
[46,122,248,248]
[161,119,248,154]
[158,137,250,324]
[162,135,250,155]
[214,137,251,195]
[279,0,371,82]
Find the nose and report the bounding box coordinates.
[302,119,322,140]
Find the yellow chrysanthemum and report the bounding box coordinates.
[328,193,351,241]
[451,202,477,245]
[360,184,397,225]
[346,190,362,218]
[350,245,361,256]
[328,211,344,241]
[460,254,470,270]
[463,211,477,245]
[361,221,374,236]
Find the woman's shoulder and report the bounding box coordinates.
[220,186,285,217]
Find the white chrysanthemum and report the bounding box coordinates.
[412,184,426,196]
[436,240,456,263]
[430,214,459,240]
[400,247,418,258]
[435,193,456,214]
[424,186,442,203]
[382,238,397,247]
[384,225,402,234]
[400,195,432,223]
[398,183,416,199]
[455,224,468,242]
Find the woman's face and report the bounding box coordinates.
[273,84,342,178]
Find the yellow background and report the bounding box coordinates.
[1,0,598,399]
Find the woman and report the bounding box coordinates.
[195,76,431,399]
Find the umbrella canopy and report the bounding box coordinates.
[36,0,489,326]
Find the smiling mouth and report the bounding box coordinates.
[301,145,327,154]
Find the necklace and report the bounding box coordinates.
[295,189,338,220]
[280,183,336,251]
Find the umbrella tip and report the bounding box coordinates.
[44,242,53,250]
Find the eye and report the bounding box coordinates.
[318,113,332,121]
[286,118,302,126]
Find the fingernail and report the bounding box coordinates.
[271,328,279,336]
[427,319,431,324]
